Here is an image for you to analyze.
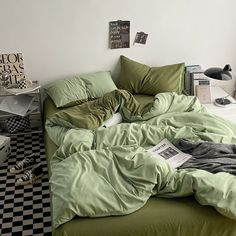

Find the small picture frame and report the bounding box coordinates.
[196,85,212,104]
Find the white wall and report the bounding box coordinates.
[1,0,236,92]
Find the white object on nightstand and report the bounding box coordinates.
[202,86,236,123]
[0,135,11,165]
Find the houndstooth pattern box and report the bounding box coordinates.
[0,135,11,165]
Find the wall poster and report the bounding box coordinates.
[109,20,130,49]
[0,53,25,84]
[134,32,148,45]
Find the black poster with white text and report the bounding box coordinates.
[109,20,130,49]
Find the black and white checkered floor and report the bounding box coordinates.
[0,133,52,236]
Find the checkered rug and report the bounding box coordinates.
[0,133,52,236]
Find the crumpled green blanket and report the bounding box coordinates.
[45,90,236,228]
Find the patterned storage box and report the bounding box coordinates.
[0,135,11,165]
[5,115,31,134]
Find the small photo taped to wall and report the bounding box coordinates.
[134,32,148,45]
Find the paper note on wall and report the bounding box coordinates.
[109,20,130,49]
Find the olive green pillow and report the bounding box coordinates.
[118,55,185,95]
[45,71,117,108]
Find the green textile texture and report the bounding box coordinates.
[80,71,117,98]
[118,55,185,95]
[45,90,236,228]
[44,75,88,108]
[45,71,117,108]
[52,197,236,236]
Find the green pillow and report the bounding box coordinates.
[80,71,117,98]
[45,71,117,108]
[118,55,185,95]
[45,75,88,108]
[118,56,150,94]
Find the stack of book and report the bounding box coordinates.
[184,65,204,95]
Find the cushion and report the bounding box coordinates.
[45,71,117,108]
[80,71,117,98]
[118,55,185,95]
[45,76,87,108]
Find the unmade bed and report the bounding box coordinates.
[44,93,236,236]
[43,56,236,236]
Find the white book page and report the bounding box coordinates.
[102,113,123,128]
[148,138,192,168]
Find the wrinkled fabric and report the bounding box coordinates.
[45,90,236,228]
[177,138,236,175]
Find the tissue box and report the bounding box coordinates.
[0,135,11,165]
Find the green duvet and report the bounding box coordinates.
[45,90,236,228]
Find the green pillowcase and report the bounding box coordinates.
[118,55,185,95]
[45,71,117,108]
[80,71,117,98]
[45,75,88,108]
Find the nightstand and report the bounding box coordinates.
[202,86,236,123]
[0,84,43,135]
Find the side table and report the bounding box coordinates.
[202,86,236,123]
[0,84,43,136]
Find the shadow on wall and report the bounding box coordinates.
[111,58,121,84]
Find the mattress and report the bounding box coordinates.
[44,96,236,236]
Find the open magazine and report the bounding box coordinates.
[148,138,191,168]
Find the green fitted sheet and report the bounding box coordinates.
[43,95,236,236]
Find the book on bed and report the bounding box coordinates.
[148,138,192,168]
